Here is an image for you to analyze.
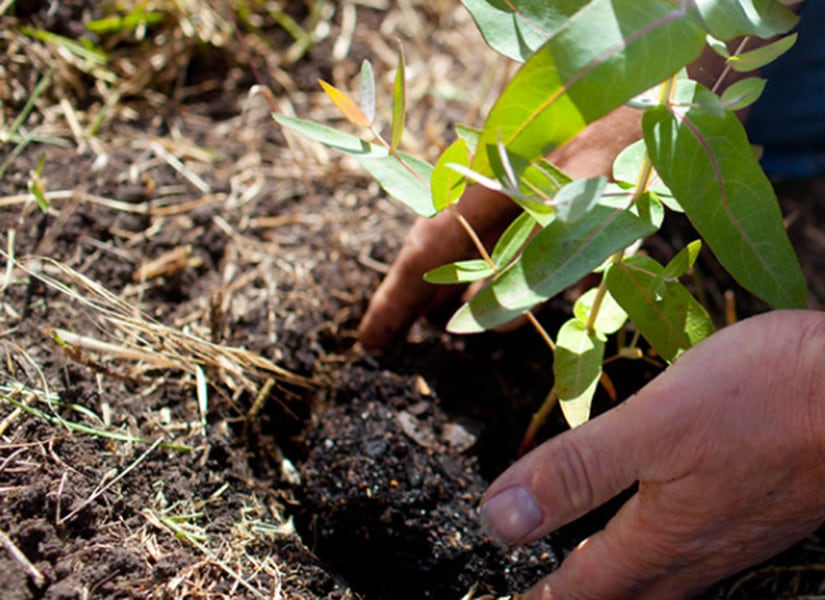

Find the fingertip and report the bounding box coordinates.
[357,313,393,352]
[479,485,544,545]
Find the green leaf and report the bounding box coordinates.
[612,139,678,210]
[360,60,376,124]
[424,260,495,284]
[720,77,767,111]
[695,88,726,119]
[447,194,662,333]
[554,318,605,428]
[705,34,730,58]
[728,34,797,72]
[606,255,715,362]
[470,0,706,177]
[431,139,470,211]
[512,159,570,226]
[460,0,587,62]
[455,125,481,155]
[573,287,627,336]
[390,45,407,152]
[274,114,435,216]
[692,0,798,40]
[554,177,606,223]
[663,240,702,280]
[643,80,806,309]
[491,211,535,268]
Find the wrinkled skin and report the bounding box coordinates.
[482,310,825,599]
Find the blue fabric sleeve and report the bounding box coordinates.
[745,1,825,178]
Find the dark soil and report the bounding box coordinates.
[2,2,825,600]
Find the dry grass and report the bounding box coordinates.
[0,1,505,598]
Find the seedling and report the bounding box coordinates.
[275,1,805,435]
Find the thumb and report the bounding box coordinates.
[478,399,656,545]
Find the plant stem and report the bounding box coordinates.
[447,205,496,270]
[518,385,558,456]
[712,37,751,94]
[525,311,555,352]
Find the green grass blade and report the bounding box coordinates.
[390,44,407,153]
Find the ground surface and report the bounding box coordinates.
[1,2,825,599]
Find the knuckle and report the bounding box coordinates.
[544,436,597,517]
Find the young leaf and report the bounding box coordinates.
[662,240,702,280]
[359,60,376,124]
[470,0,706,177]
[612,139,677,209]
[695,88,726,119]
[447,195,662,333]
[424,259,494,284]
[605,255,715,362]
[643,80,807,309]
[554,318,605,428]
[573,287,627,336]
[705,34,730,58]
[720,77,767,111]
[491,212,536,269]
[553,177,606,223]
[274,114,435,216]
[460,0,587,62]
[728,34,797,72]
[693,0,798,40]
[431,138,469,211]
[390,44,407,152]
[455,124,480,155]
[318,80,372,128]
[510,158,571,226]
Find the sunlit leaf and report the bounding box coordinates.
[554,177,606,223]
[693,0,798,40]
[606,255,715,362]
[318,80,372,128]
[720,77,767,111]
[728,34,797,72]
[663,240,702,280]
[612,139,677,209]
[390,45,407,152]
[359,60,376,124]
[705,34,730,58]
[643,80,806,308]
[455,124,481,155]
[470,0,705,177]
[573,287,627,336]
[447,194,662,333]
[491,211,535,268]
[431,139,469,211]
[424,260,494,284]
[274,114,435,216]
[460,0,587,62]
[554,318,605,428]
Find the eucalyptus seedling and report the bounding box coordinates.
[275,0,805,435]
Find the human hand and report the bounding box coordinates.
[358,107,644,351]
[479,310,825,599]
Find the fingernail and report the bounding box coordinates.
[480,485,542,544]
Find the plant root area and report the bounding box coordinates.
[2,1,825,599]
